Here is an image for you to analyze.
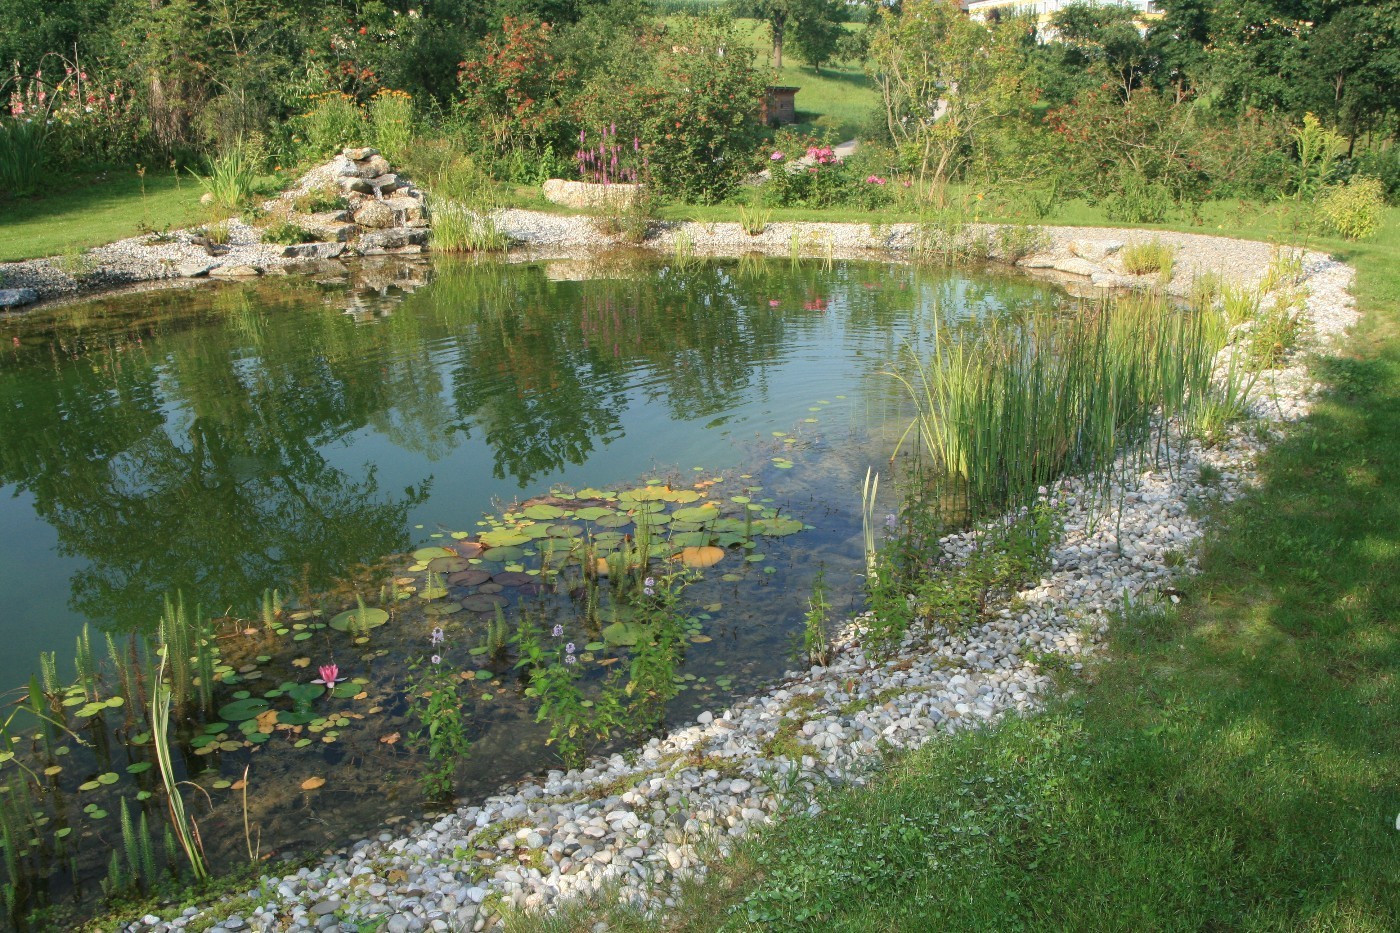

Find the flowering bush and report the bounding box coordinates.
[4,58,146,166]
[1316,176,1386,240]
[762,131,896,210]
[293,92,365,160]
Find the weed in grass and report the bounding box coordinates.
[993,225,1049,262]
[1219,282,1261,327]
[1247,289,1309,367]
[291,184,348,215]
[1188,271,1223,312]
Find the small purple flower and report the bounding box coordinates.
[885,513,897,529]
[644,577,655,588]
[430,654,441,665]
[430,627,444,646]
[564,653,577,665]
[566,643,576,654]
[770,151,784,162]
[552,624,564,638]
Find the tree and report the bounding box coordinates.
[867,0,1023,183]
[731,0,847,71]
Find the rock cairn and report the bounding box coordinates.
[276,147,429,258]
[117,245,1358,933]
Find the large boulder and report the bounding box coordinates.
[541,179,644,210]
[353,201,396,230]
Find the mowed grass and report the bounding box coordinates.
[509,211,1400,932]
[0,168,207,262]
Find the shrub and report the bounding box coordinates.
[1316,176,1386,240]
[572,17,768,204]
[369,89,414,162]
[295,93,365,160]
[1348,148,1400,201]
[1121,240,1176,278]
[0,119,45,197]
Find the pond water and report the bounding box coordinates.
[0,255,1069,915]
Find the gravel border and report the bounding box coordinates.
[21,219,1354,933]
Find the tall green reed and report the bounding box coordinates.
[889,292,1229,518]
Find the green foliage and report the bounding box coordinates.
[407,655,472,801]
[800,566,831,666]
[1289,113,1348,201]
[258,219,317,246]
[293,94,365,162]
[0,120,46,197]
[1316,176,1387,240]
[368,90,414,162]
[291,185,347,215]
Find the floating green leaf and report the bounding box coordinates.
[412,547,456,561]
[329,607,389,632]
[218,697,272,723]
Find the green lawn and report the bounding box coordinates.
[735,18,879,141]
[508,208,1400,932]
[0,168,205,262]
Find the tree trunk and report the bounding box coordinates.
[772,12,787,70]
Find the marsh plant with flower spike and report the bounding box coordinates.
[405,638,471,801]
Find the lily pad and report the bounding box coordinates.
[753,517,804,536]
[218,697,272,722]
[594,514,631,528]
[673,506,720,524]
[412,547,456,561]
[446,569,492,586]
[426,556,470,573]
[492,571,534,587]
[330,607,390,632]
[523,504,566,520]
[479,529,531,548]
[601,622,643,647]
[461,594,508,612]
[573,506,614,521]
[425,601,463,616]
[680,545,726,568]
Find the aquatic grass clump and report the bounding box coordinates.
[429,199,508,252]
[890,292,1227,517]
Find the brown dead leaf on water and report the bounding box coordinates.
[352,691,368,701]
[300,776,326,790]
[379,732,400,745]
[291,657,311,668]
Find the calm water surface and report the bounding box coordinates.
[0,255,1069,906]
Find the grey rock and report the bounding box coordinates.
[282,242,345,260]
[342,147,379,161]
[177,261,216,278]
[0,288,39,308]
[354,201,396,230]
[209,264,262,278]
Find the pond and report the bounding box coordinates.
[0,254,1071,918]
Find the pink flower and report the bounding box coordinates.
[865,175,887,185]
[770,151,784,161]
[769,299,781,307]
[312,663,341,688]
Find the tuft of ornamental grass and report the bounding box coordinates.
[1121,239,1177,278]
[191,145,257,213]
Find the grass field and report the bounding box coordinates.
[0,168,206,262]
[508,208,1400,931]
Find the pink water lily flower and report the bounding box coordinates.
[312,663,341,688]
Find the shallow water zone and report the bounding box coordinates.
[0,255,1070,918]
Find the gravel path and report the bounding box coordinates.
[19,217,1356,933]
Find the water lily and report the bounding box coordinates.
[311,663,340,688]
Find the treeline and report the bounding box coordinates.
[1,0,1397,218]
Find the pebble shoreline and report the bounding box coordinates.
[14,219,1355,932]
